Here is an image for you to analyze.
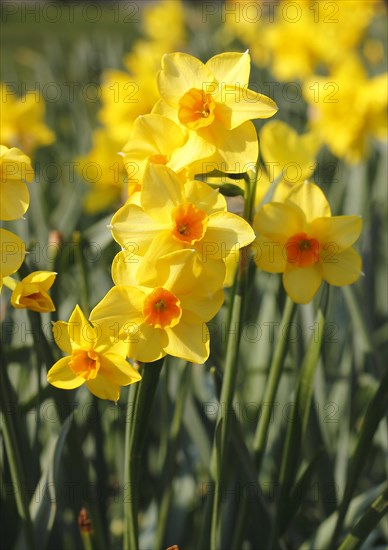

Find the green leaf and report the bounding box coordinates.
[275,308,326,538]
[338,485,388,550]
[15,413,73,550]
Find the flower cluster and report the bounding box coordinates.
[47,50,276,398]
[47,48,364,400]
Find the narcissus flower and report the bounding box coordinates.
[153,51,277,171]
[253,182,362,304]
[9,271,56,312]
[91,249,224,364]
[0,229,26,290]
[47,305,141,401]
[121,114,200,197]
[0,145,34,220]
[111,164,255,285]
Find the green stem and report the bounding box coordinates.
[123,359,164,550]
[0,365,36,550]
[231,297,295,550]
[154,362,191,549]
[210,169,258,550]
[253,296,296,468]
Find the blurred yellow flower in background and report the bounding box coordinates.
[0,145,34,220]
[253,182,362,303]
[0,84,55,154]
[77,130,127,214]
[304,57,388,163]
[47,305,141,401]
[9,270,56,312]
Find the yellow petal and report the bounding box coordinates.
[0,178,29,220]
[200,212,255,262]
[321,247,362,286]
[136,232,182,286]
[0,229,26,279]
[127,323,168,363]
[127,113,187,154]
[90,285,144,327]
[47,356,84,389]
[111,203,168,251]
[254,202,304,242]
[68,305,98,349]
[283,265,323,304]
[205,51,251,87]
[165,318,209,363]
[158,52,217,107]
[286,182,331,222]
[52,321,72,354]
[252,235,287,273]
[215,85,278,129]
[99,353,142,386]
[184,178,227,213]
[181,288,224,323]
[111,250,142,287]
[141,164,185,218]
[20,270,56,290]
[200,119,259,173]
[311,216,362,251]
[86,375,120,401]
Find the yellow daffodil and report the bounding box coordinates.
[47,305,141,401]
[0,229,26,291]
[153,51,277,171]
[0,145,34,221]
[304,58,387,163]
[253,182,362,304]
[8,271,56,313]
[77,130,128,214]
[0,84,55,154]
[259,121,320,201]
[111,164,255,285]
[121,114,200,198]
[91,249,224,364]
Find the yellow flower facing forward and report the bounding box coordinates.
[259,120,320,202]
[111,164,255,285]
[0,145,34,220]
[253,182,362,304]
[91,249,224,364]
[0,229,26,290]
[0,84,55,154]
[9,271,56,312]
[304,58,387,163]
[153,51,277,171]
[47,305,141,401]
